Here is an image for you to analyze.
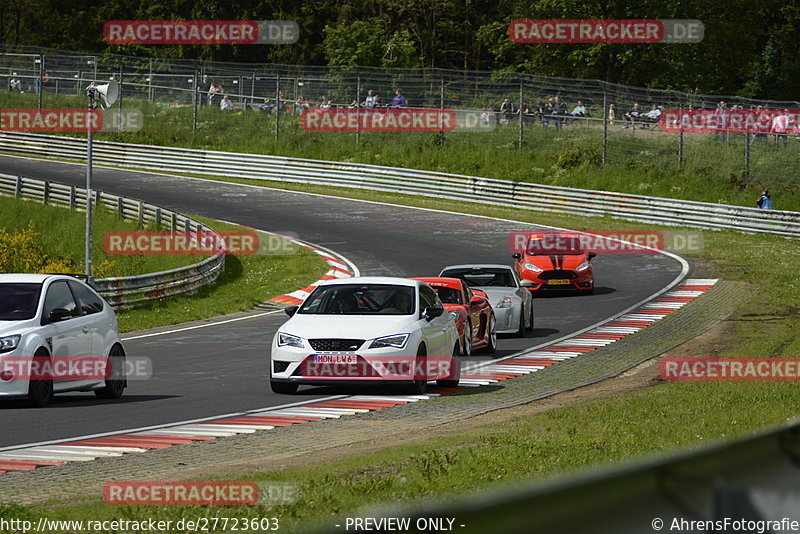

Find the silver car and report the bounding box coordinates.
[439,265,534,336]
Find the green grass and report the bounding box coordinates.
[0,194,202,278]
[5,90,799,211]
[114,216,328,333]
[0,195,329,333]
[3,178,799,531]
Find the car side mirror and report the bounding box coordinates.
[284,305,299,317]
[520,280,534,288]
[588,252,597,260]
[423,306,444,321]
[470,296,487,307]
[512,253,522,260]
[47,308,72,323]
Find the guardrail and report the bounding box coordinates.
[0,131,798,238]
[0,172,225,308]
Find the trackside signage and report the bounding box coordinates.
[300,109,458,133]
[0,109,102,132]
[103,21,299,44]
[659,109,800,134]
[509,19,704,44]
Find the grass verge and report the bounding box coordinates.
[1,173,797,531]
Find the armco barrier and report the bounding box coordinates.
[0,173,225,308]
[0,132,798,237]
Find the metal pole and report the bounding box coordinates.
[148,59,153,102]
[518,78,524,149]
[251,71,255,108]
[602,86,608,167]
[678,104,684,169]
[439,79,445,145]
[117,64,123,111]
[192,70,198,133]
[745,129,751,183]
[85,97,94,277]
[275,74,281,141]
[356,75,361,145]
[37,54,43,110]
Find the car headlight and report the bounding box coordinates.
[277,332,304,348]
[523,262,543,272]
[497,296,514,308]
[576,261,591,272]
[369,334,409,349]
[0,335,21,354]
[448,310,460,321]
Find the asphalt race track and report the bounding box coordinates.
[0,154,688,448]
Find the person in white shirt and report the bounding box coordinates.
[364,90,377,108]
[570,101,587,116]
[220,95,234,112]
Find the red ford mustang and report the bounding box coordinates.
[411,277,496,356]
[512,232,596,293]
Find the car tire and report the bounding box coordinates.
[27,349,53,408]
[461,321,472,356]
[95,345,126,399]
[271,381,298,394]
[517,306,526,337]
[527,304,534,331]
[484,314,497,353]
[437,343,461,388]
[410,345,428,394]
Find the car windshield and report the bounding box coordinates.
[441,268,516,288]
[431,285,462,304]
[0,283,42,320]
[298,284,415,315]
[527,235,585,255]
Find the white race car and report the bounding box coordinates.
[439,264,534,336]
[270,277,460,394]
[0,273,126,407]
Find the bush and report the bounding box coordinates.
[0,223,73,273]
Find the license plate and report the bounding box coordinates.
[313,354,358,364]
[548,279,571,285]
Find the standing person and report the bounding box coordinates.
[553,96,567,130]
[757,190,773,210]
[771,110,789,147]
[608,103,616,125]
[207,81,223,107]
[364,89,377,108]
[499,98,516,126]
[390,89,407,108]
[542,98,555,128]
[197,74,211,107]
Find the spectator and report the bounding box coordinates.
[771,109,790,147]
[499,98,516,126]
[757,189,773,210]
[295,95,310,113]
[258,98,275,114]
[197,74,211,107]
[207,81,223,106]
[608,103,615,125]
[552,96,567,130]
[390,89,407,108]
[9,76,24,93]
[220,94,234,112]
[480,106,494,126]
[520,102,535,125]
[542,98,555,128]
[570,100,587,117]
[624,103,643,128]
[754,105,769,141]
[318,95,331,109]
[364,90,377,108]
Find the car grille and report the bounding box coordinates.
[538,270,578,280]
[309,339,365,352]
[272,360,291,373]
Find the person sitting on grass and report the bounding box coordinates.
[220,95,234,112]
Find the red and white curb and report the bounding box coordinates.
[0,279,717,475]
[266,236,356,307]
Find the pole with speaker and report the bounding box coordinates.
[84,80,118,278]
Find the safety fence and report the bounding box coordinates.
[0,172,226,308]
[0,132,797,238]
[2,44,800,185]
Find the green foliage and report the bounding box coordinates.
[323,19,416,68]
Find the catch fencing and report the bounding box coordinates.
[2,44,800,186]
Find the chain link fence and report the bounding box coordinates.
[2,44,799,186]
